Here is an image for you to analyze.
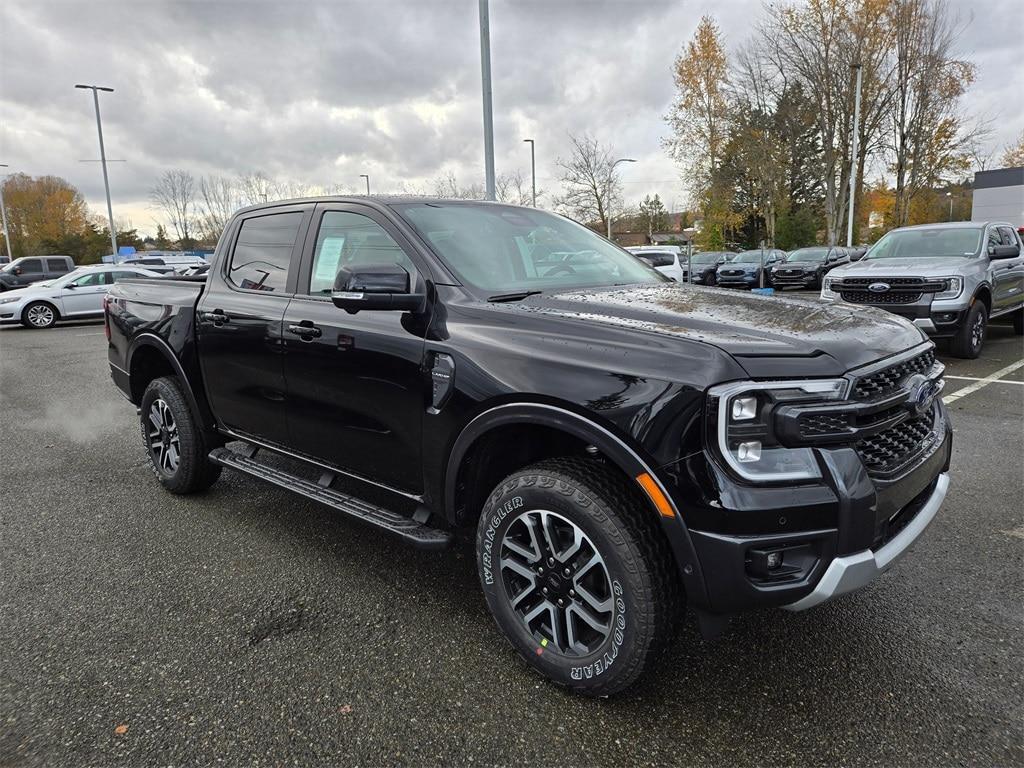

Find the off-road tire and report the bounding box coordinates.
[140,376,221,494]
[21,301,59,329]
[950,302,987,359]
[476,457,679,696]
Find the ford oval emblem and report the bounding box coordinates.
[868,282,890,293]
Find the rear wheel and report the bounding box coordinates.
[476,458,678,696]
[22,301,58,329]
[1013,309,1023,336]
[140,376,221,494]
[950,302,987,359]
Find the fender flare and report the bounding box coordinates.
[444,402,710,607]
[127,333,214,428]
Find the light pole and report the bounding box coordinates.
[522,139,536,207]
[606,158,635,240]
[75,84,118,260]
[0,164,12,262]
[478,0,496,200]
[360,174,370,195]
[946,191,953,221]
[846,63,863,247]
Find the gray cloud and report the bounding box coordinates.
[1,0,1021,235]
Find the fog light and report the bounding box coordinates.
[736,441,762,462]
[766,550,783,570]
[731,396,757,421]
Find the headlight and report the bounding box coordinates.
[821,277,840,301]
[934,276,963,300]
[708,379,848,482]
[0,296,19,305]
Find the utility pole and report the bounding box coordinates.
[76,84,119,259]
[606,158,636,240]
[478,0,496,201]
[523,139,536,206]
[846,63,863,247]
[0,165,12,262]
[946,191,953,221]
[360,174,370,195]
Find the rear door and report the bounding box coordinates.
[197,205,311,445]
[281,203,430,493]
[46,258,72,279]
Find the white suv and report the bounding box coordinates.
[626,246,687,282]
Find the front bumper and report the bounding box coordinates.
[772,272,819,288]
[663,391,952,616]
[784,472,948,610]
[717,273,761,288]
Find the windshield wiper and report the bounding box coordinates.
[487,290,544,303]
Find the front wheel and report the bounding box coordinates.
[22,301,58,329]
[476,458,679,696]
[950,302,987,359]
[140,376,221,494]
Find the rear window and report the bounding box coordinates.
[228,212,303,292]
[47,258,70,272]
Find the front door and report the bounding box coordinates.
[59,270,111,316]
[993,226,1024,313]
[282,205,429,494]
[197,207,309,446]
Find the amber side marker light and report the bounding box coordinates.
[635,473,676,518]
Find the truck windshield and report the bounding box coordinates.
[394,203,666,294]
[867,227,982,259]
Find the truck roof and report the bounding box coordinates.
[234,195,511,216]
[895,220,1010,231]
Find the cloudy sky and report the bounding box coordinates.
[2,0,1022,236]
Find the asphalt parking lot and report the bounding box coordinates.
[1,315,1022,767]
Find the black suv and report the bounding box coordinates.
[105,198,951,696]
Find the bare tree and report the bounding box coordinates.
[150,169,197,246]
[554,133,622,230]
[197,176,239,242]
[888,0,979,226]
[237,171,279,206]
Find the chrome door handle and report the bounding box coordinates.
[287,323,322,339]
[201,310,229,324]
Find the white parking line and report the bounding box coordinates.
[74,332,104,337]
[945,375,1024,385]
[943,359,1024,403]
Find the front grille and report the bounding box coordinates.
[836,276,939,288]
[720,270,743,277]
[852,349,936,400]
[799,412,852,437]
[841,290,922,304]
[855,413,935,474]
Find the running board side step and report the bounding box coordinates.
[209,447,453,550]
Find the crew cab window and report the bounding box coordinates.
[986,228,1002,254]
[112,270,142,282]
[999,227,1020,247]
[47,258,70,273]
[228,212,303,292]
[20,259,43,273]
[308,211,414,295]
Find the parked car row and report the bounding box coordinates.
[0,264,163,328]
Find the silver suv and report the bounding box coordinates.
[820,221,1024,357]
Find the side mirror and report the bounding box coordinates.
[990,243,1020,259]
[331,263,424,314]
[850,251,865,262]
[65,283,77,290]
[13,267,22,276]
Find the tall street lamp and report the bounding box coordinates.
[75,84,118,260]
[522,139,536,207]
[846,62,863,247]
[606,158,635,240]
[946,191,953,221]
[360,174,370,195]
[0,164,12,262]
[478,0,496,200]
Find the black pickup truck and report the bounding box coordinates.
[105,197,952,695]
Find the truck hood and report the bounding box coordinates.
[495,283,925,375]
[830,256,976,277]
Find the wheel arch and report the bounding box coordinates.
[127,334,215,430]
[445,401,711,610]
[973,283,992,313]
